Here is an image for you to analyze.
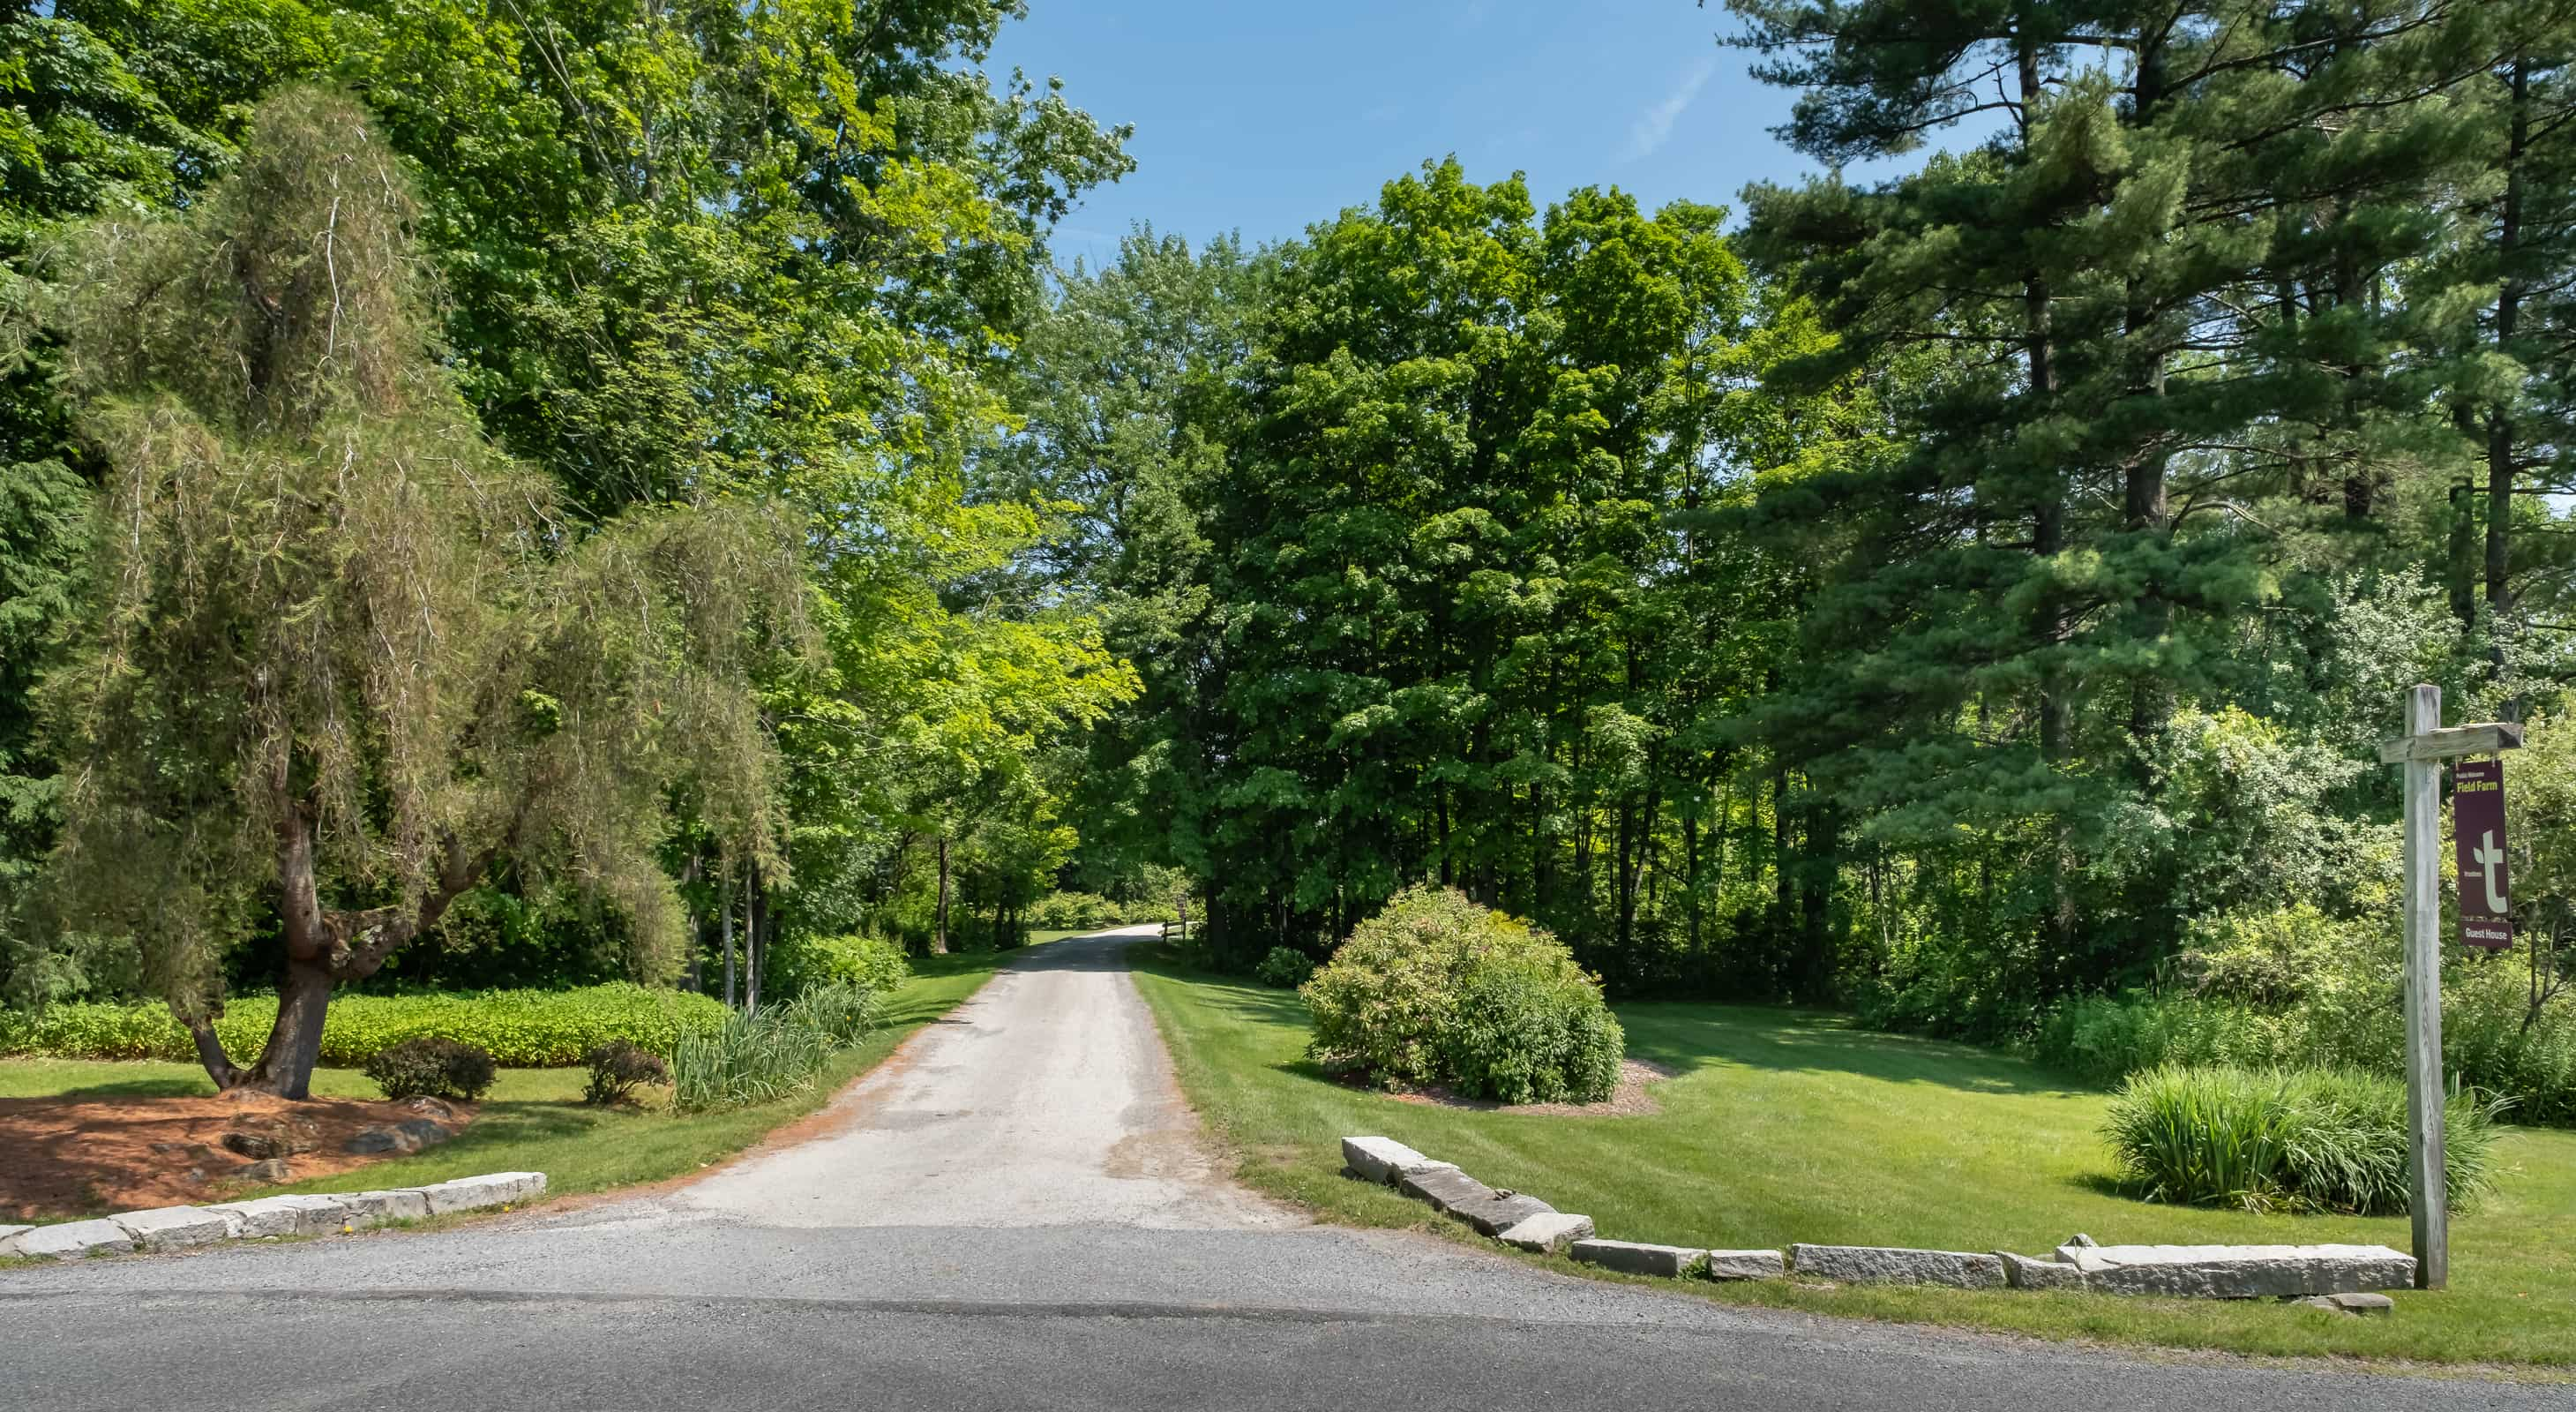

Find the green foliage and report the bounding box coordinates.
[670,1010,832,1115]
[26,87,805,1094]
[1030,892,1128,929]
[580,1040,669,1108]
[2103,1065,2501,1215]
[363,1036,497,1103]
[1301,886,1625,1103]
[1252,947,1312,988]
[774,983,879,1049]
[763,933,910,1003]
[0,983,728,1067]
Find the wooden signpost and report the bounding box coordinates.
[2377,684,2521,1291]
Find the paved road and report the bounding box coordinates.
[0,930,2554,1410]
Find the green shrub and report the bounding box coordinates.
[765,933,910,1002]
[2103,1064,2501,1214]
[1253,947,1312,988]
[670,1010,830,1113]
[775,983,877,1048]
[580,1040,670,1106]
[0,983,729,1067]
[364,1036,498,1101]
[1302,885,1624,1104]
[1030,892,1125,929]
[1122,898,1179,925]
[2036,968,2576,1129]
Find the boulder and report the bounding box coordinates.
[221,1115,320,1160]
[1339,1136,1451,1184]
[1790,1244,2006,1289]
[204,1194,348,1239]
[1702,1249,1786,1281]
[2060,1243,2414,1299]
[395,1117,450,1147]
[1998,1251,2086,1292]
[1569,1239,1705,1279]
[108,1205,232,1252]
[406,1096,459,1121]
[1496,1212,1594,1253]
[236,1158,293,1183]
[344,1127,410,1155]
[416,1171,547,1215]
[333,1190,432,1227]
[4,1219,135,1260]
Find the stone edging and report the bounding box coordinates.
[0,1171,547,1261]
[1340,1138,2411,1312]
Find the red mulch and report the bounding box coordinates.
[0,1089,475,1221]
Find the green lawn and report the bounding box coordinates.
[0,945,1022,1214]
[1129,945,2576,1370]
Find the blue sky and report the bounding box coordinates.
[988,0,1837,267]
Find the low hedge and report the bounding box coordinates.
[0,982,730,1067]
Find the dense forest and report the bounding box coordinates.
[3,0,2573,1110]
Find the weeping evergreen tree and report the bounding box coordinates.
[31,87,804,1098]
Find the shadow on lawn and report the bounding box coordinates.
[1129,941,2091,1101]
[1617,1003,2086,1098]
[36,1076,216,1101]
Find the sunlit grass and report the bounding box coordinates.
[1130,944,2576,1369]
[0,944,1023,1210]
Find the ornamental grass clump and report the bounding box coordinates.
[2104,1063,2503,1214]
[670,1010,830,1114]
[1302,886,1624,1104]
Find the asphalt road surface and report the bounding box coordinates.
[0,929,2553,1410]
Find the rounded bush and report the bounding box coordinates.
[1301,886,1624,1104]
[364,1036,498,1101]
[1253,947,1313,988]
[581,1040,670,1107]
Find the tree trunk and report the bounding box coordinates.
[932,835,951,955]
[185,774,498,1098]
[741,860,757,1015]
[722,873,737,1010]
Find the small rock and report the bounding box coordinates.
[406,1096,459,1121]
[1998,1251,2086,1291]
[1497,1212,1595,1253]
[1703,1249,1787,1281]
[2065,1232,2098,1249]
[236,1158,293,1183]
[1569,1239,1706,1279]
[343,1127,411,1155]
[2300,1292,2395,1317]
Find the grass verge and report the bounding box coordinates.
[0,945,1022,1212]
[1127,944,2576,1370]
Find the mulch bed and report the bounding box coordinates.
[1381,1058,1676,1117]
[0,1089,474,1221]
